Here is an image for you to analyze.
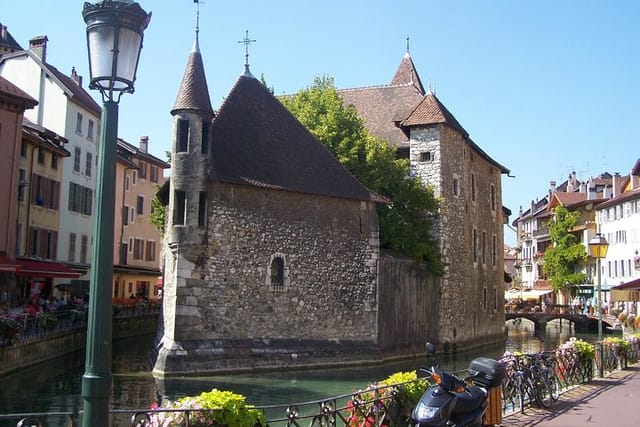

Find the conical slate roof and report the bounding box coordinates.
[171,38,214,116]
[390,51,425,95]
[210,74,381,202]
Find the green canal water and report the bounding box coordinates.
[0,318,593,424]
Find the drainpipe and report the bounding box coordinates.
[24,143,38,256]
[118,166,137,267]
[10,108,22,258]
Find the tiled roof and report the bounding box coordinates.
[0,75,37,108]
[0,23,22,52]
[390,52,425,94]
[596,187,640,210]
[401,92,469,137]
[339,84,424,149]
[210,74,381,203]
[611,277,640,290]
[117,137,170,169]
[401,93,509,173]
[549,192,587,208]
[172,40,214,116]
[1,49,100,116]
[43,62,100,116]
[22,117,70,157]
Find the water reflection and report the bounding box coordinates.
[1,321,600,424]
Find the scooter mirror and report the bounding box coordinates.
[425,342,436,356]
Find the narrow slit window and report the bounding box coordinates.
[177,119,189,152]
[174,191,186,225]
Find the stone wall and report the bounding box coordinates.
[154,182,381,375]
[409,124,506,350]
[0,315,158,377]
[377,254,441,356]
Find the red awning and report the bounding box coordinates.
[15,258,81,279]
[611,277,640,291]
[0,255,19,272]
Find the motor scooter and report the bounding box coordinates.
[411,343,505,426]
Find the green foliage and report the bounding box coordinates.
[573,339,595,360]
[155,389,265,427]
[381,371,428,404]
[279,76,443,273]
[149,191,166,234]
[603,337,629,353]
[38,312,57,330]
[543,205,587,293]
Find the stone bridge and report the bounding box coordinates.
[505,312,615,335]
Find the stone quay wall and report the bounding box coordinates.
[0,315,158,377]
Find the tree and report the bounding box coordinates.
[279,76,443,274]
[149,151,171,234]
[149,190,165,233]
[544,205,587,298]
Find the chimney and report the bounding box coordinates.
[1,25,7,41]
[633,171,640,190]
[70,67,82,87]
[579,182,587,194]
[612,173,620,197]
[587,181,597,200]
[566,172,576,192]
[29,35,48,62]
[139,136,149,153]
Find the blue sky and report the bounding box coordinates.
[3,1,639,245]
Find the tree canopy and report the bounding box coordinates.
[543,205,587,295]
[279,76,443,274]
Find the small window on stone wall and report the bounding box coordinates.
[266,253,289,290]
[271,258,284,289]
[453,175,460,196]
[419,152,431,162]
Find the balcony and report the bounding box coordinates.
[532,227,550,239]
[520,232,533,242]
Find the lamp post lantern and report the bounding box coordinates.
[588,232,609,378]
[81,1,150,425]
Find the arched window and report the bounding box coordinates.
[270,257,284,289]
[266,253,289,290]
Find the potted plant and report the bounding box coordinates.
[38,312,57,331]
[152,388,265,427]
[0,315,21,341]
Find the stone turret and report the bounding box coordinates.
[155,30,214,373]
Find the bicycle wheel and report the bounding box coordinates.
[516,376,528,414]
[547,372,561,401]
[534,376,553,408]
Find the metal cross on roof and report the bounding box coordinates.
[238,30,257,68]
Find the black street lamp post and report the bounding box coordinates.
[588,232,609,378]
[81,1,150,425]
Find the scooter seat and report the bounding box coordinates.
[451,386,486,414]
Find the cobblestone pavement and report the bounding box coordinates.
[498,365,640,426]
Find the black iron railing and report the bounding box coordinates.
[2,341,638,426]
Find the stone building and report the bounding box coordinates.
[153,36,382,375]
[341,48,510,350]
